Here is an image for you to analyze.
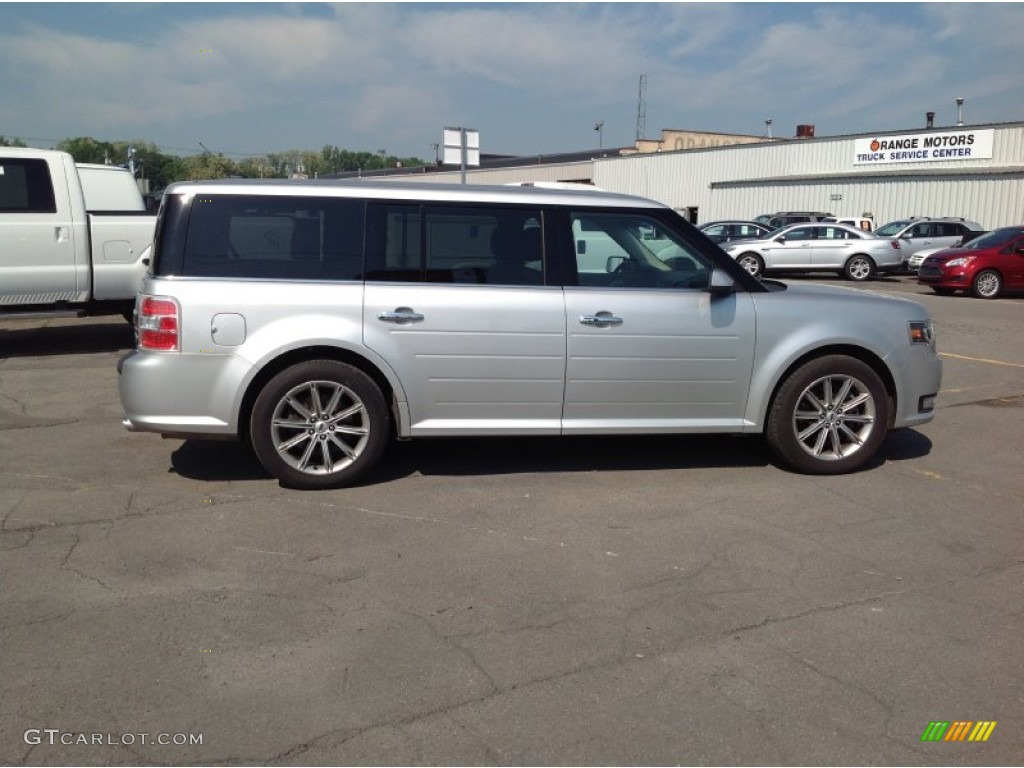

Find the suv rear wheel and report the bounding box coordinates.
[250,360,389,489]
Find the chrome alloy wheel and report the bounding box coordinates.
[846,256,873,281]
[972,270,1001,299]
[791,373,877,461]
[270,380,370,475]
[737,254,763,277]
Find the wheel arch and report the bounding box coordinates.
[237,346,404,443]
[760,345,898,431]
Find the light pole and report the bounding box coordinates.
[594,120,604,149]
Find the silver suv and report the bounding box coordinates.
[873,217,984,270]
[118,180,942,489]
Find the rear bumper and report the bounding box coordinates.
[118,350,253,436]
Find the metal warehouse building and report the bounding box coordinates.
[378,121,1024,230]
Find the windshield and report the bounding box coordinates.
[874,220,911,237]
[963,229,1022,250]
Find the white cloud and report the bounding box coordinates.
[0,3,1020,156]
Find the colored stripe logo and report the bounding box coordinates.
[921,721,996,742]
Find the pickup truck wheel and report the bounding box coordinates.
[737,253,764,277]
[250,360,389,490]
[765,355,888,475]
[843,255,875,281]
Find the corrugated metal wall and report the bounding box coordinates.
[387,124,1024,228]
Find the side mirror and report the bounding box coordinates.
[605,255,626,273]
[776,236,786,244]
[707,268,736,296]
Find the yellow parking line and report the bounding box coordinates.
[940,352,1024,369]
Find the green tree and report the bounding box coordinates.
[181,152,240,181]
[57,136,113,164]
[0,136,28,147]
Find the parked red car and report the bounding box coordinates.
[918,226,1024,298]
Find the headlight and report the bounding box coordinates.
[909,320,936,350]
[945,256,976,268]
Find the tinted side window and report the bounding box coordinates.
[936,223,962,237]
[178,195,364,280]
[0,158,57,213]
[365,203,546,286]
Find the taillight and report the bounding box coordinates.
[137,296,180,351]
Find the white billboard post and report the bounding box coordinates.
[442,127,480,184]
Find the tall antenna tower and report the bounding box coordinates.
[636,74,647,142]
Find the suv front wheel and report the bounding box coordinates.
[250,360,390,489]
[765,355,889,474]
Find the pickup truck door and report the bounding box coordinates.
[0,155,83,304]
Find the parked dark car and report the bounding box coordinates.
[917,226,1024,298]
[699,220,774,244]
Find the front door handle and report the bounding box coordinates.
[378,308,424,324]
[580,312,623,326]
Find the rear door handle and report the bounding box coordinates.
[378,308,424,324]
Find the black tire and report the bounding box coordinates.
[971,269,1002,299]
[765,355,889,475]
[737,253,764,278]
[843,254,875,282]
[250,360,389,490]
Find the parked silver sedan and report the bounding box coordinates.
[723,223,903,281]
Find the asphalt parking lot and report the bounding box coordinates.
[1,276,1022,766]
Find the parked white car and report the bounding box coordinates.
[722,222,902,281]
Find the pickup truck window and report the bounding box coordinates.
[0,158,57,213]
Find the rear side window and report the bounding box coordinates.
[365,203,547,286]
[0,158,57,213]
[159,194,364,280]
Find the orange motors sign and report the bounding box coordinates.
[854,129,994,165]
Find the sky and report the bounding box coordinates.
[1,2,1022,161]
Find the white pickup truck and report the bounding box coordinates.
[0,147,156,321]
